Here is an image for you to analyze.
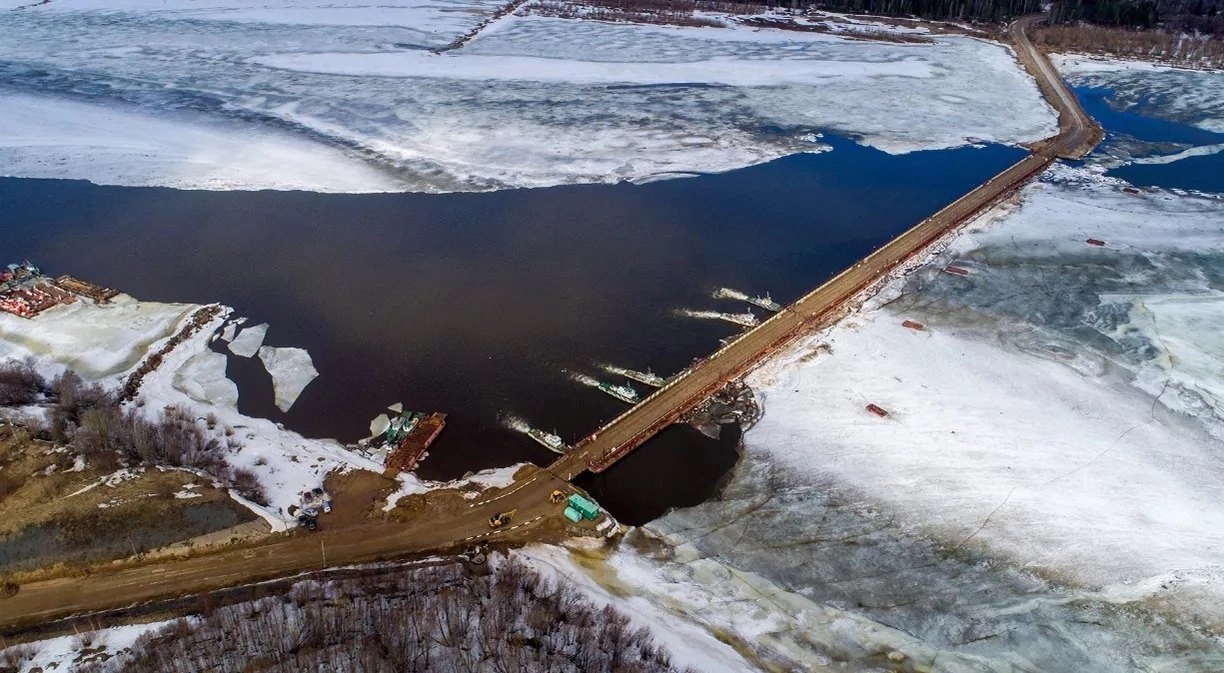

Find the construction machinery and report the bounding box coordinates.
[549,489,567,504]
[488,508,518,529]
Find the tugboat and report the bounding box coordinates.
[747,293,782,312]
[719,312,758,328]
[526,427,568,454]
[597,381,640,404]
[621,367,666,388]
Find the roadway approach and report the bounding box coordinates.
[0,15,1101,635]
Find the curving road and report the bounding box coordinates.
[1010,15,1103,159]
[0,15,1100,636]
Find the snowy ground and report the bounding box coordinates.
[0,2,1055,192]
[0,618,185,673]
[0,295,194,382]
[518,544,761,673]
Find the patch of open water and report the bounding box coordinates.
[1076,84,1224,194]
[0,136,1024,523]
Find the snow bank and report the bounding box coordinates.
[130,307,381,529]
[0,6,1056,192]
[257,346,319,412]
[0,93,404,192]
[517,545,762,673]
[744,166,1224,625]
[383,463,526,511]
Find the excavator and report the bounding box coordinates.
[549,489,568,504]
[488,508,518,529]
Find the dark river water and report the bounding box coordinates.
[0,135,1024,523]
[1076,84,1224,194]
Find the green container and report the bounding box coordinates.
[563,506,583,523]
[567,494,600,520]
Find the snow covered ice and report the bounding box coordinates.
[0,295,194,382]
[0,2,1055,192]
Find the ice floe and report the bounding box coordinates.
[227,322,268,358]
[1054,55,1224,133]
[257,346,319,413]
[0,4,1056,192]
[172,350,239,410]
[0,93,405,193]
[522,166,1224,672]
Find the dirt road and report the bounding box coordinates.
[1010,15,1103,158]
[0,467,575,633]
[0,15,1099,636]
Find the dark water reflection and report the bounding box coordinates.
[1076,85,1224,194]
[0,136,1023,523]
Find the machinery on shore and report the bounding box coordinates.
[489,509,518,528]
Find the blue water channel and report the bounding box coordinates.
[1075,84,1224,194]
[0,136,1024,522]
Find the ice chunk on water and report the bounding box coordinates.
[228,323,268,358]
[172,350,238,409]
[368,413,391,440]
[257,346,318,412]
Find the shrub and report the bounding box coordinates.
[0,358,45,406]
[0,473,19,502]
[231,468,268,506]
[0,642,37,668]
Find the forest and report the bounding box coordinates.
[68,558,694,673]
[1049,0,1223,34]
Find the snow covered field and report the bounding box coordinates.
[0,2,1055,192]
